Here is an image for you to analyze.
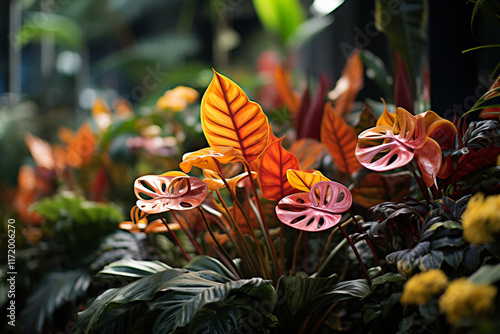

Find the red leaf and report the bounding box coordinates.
[258,137,301,201]
[321,102,362,175]
[351,172,412,208]
[394,52,414,114]
[297,73,331,140]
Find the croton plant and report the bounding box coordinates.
[75,62,500,334]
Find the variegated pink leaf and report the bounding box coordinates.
[355,125,415,171]
[134,175,208,213]
[275,181,352,232]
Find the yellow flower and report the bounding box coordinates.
[157,86,199,112]
[462,193,500,245]
[400,269,448,305]
[439,278,497,326]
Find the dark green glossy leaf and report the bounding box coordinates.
[363,308,382,324]
[375,0,427,97]
[21,270,91,334]
[371,272,406,289]
[419,299,438,322]
[361,49,393,98]
[417,250,444,271]
[274,275,369,332]
[442,248,464,270]
[99,259,172,278]
[183,255,237,280]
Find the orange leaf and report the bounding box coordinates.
[375,99,396,127]
[351,172,411,208]
[327,49,364,117]
[274,66,300,114]
[203,169,257,192]
[65,123,97,168]
[180,147,246,173]
[201,70,269,163]
[286,169,331,193]
[320,102,362,175]
[423,110,457,149]
[113,97,134,119]
[258,137,300,201]
[288,138,326,171]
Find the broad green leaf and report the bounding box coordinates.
[286,15,334,48]
[468,264,500,285]
[201,70,269,163]
[99,259,172,278]
[274,275,369,332]
[21,270,91,334]
[361,49,393,98]
[184,256,237,280]
[375,0,427,99]
[252,0,305,42]
[18,12,84,50]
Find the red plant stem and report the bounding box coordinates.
[317,226,338,271]
[289,231,303,276]
[337,224,370,282]
[214,189,261,277]
[348,209,384,271]
[215,163,270,278]
[170,211,203,255]
[198,207,243,278]
[409,162,432,205]
[244,162,282,278]
[159,213,191,262]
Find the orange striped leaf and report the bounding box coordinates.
[258,137,300,201]
[320,102,362,175]
[201,70,269,163]
[286,169,331,192]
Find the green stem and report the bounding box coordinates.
[244,162,282,279]
[198,207,243,279]
[289,231,303,276]
[215,163,270,278]
[159,213,190,262]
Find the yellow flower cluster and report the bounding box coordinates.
[462,193,500,245]
[157,86,199,112]
[400,269,448,305]
[438,278,498,325]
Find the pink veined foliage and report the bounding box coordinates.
[356,108,443,187]
[134,175,208,214]
[275,181,352,232]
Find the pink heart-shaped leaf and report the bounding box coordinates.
[134,175,208,213]
[356,125,414,171]
[275,181,352,232]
